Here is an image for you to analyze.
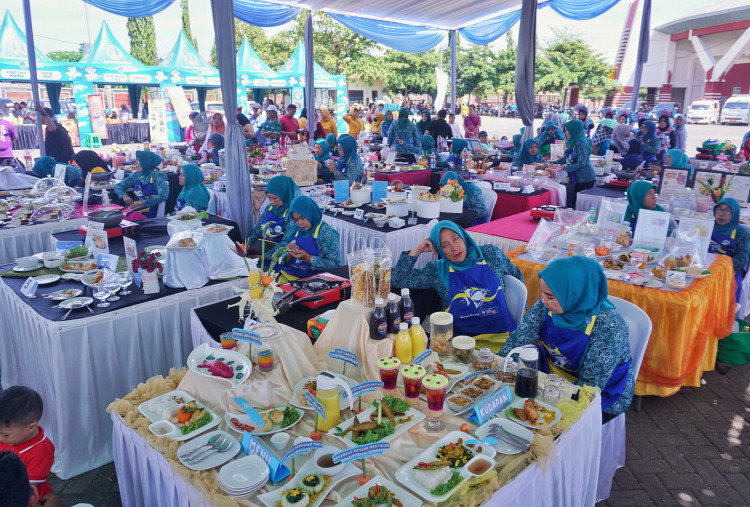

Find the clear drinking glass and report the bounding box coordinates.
[93,282,111,308]
[104,281,121,302]
[422,374,449,432]
[118,271,133,295]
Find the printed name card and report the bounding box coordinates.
[522,184,536,194]
[328,347,359,367]
[280,440,324,465]
[20,277,38,298]
[123,237,137,275]
[493,182,511,191]
[241,432,290,482]
[233,397,265,426]
[304,391,326,422]
[468,385,513,425]
[353,208,365,220]
[343,381,384,400]
[332,442,390,464]
[231,327,262,347]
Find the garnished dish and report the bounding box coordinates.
[341,198,359,208]
[197,223,232,235]
[650,265,666,280]
[60,261,98,273]
[173,211,209,221]
[595,245,612,257]
[503,398,561,428]
[171,400,214,435]
[418,193,440,202]
[602,258,625,271]
[186,343,251,388]
[225,406,302,436]
[677,266,712,278]
[351,182,365,190]
[137,390,219,441]
[63,245,89,260]
[663,254,693,270]
[331,395,425,446]
[435,438,473,468]
[166,235,199,249]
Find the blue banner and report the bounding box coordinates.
[332,442,390,464]
[411,350,432,365]
[280,440,323,465]
[304,391,326,422]
[372,180,387,203]
[232,327,262,347]
[232,397,265,427]
[343,381,384,400]
[467,385,513,425]
[241,431,290,483]
[463,369,497,383]
[328,348,359,367]
[334,180,350,203]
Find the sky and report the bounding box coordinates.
[4,0,712,65]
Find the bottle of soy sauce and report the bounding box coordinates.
[370,297,388,340]
[400,288,414,326]
[386,293,401,334]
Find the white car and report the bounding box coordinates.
[720,95,750,125]
[687,99,720,124]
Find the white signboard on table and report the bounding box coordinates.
[632,209,670,252]
[658,168,690,197]
[596,197,627,231]
[86,221,109,257]
[723,174,750,204]
[82,173,92,214]
[164,86,193,129]
[550,142,565,160]
[123,237,137,275]
[54,164,66,181]
[676,217,714,265]
[148,98,169,143]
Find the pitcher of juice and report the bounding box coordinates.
[315,371,354,432]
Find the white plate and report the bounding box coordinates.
[395,431,478,503]
[219,454,269,492]
[501,398,562,429]
[338,475,422,507]
[603,269,630,282]
[34,274,60,285]
[60,263,99,274]
[46,288,82,300]
[290,375,357,411]
[475,417,535,455]
[196,224,234,236]
[257,455,359,507]
[81,269,109,287]
[186,343,252,388]
[56,296,93,310]
[176,430,240,471]
[443,376,502,416]
[329,404,425,447]
[225,406,302,436]
[137,390,220,441]
[632,277,663,288]
[13,263,42,272]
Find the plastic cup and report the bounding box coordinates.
[377,357,401,390]
[219,332,236,350]
[422,374,449,432]
[401,365,426,400]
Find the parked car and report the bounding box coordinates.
[720,95,750,125]
[651,102,680,118]
[687,99,720,124]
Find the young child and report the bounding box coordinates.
[0,387,55,502]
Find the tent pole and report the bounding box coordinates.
[304,10,315,146]
[630,0,651,113]
[450,30,456,115]
[22,0,45,157]
[515,0,538,142]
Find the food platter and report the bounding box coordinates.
[339,475,422,507]
[501,398,561,429]
[257,457,359,507]
[290,374,357,411]
[442,375,502,416]
[329,397,425,447]
[196,223,233,236]
[137,390,220,441]
[224,406,302,436]
[186,343,251,388]
[60,261,98,273]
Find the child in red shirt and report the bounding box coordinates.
[0,386,55,502]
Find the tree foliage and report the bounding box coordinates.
[381,49,441,97]
[126,17,158,66]
[181,0,198,50]
[47,44,84,62]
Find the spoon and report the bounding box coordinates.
[183,434,221,460]
[188,438,230,464]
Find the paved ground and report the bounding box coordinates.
[45,361,750,506]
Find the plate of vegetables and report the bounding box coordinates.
[137,390,219,441]
[340,475,422,507]
[63,245,89,260]
[330,395,425,447]
[224,406,302,436]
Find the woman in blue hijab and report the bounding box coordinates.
[448,138,468,167]
[326,134,364,184]
[620,139,644,172]
[535,121,564,157]
[277,194,341,282]
[501,134,523,159]
[420,134,437,158]
[312,138,334,182]
[512,139,544,168]
[247,175,300,262]
[175,164,209,212]
[710,198,750,302]
[393,221,524,351]
[439,171,487,224]
[205,133,224,165]
[114,150,169,218]
[325,132,338,152]
[387,107,421,159]
[31,156,82,187]
[500,256,634,418]
[638,120,661,166]
[666,148,695,179]
[553,119,596,208]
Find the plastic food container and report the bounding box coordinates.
[416,197,440,219]
[350,186,371,205]
[451,335,476,364]
[429,312,453,357]
[472,348,496,371]
[440,197,464,214]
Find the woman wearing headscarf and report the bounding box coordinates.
[673,114,687,152]
[535,121,565,157]
[324,134,364,185]
[72,150,109,179]
[204,133,224,165]
[610,123,633,154]
[666,148,695,179]
[260,106,282,145]
[312,138,334,182]
[31,156,82,187]
[318,108,338,137]
[502,134,523,159]
[463,105,481,138]
[420,135,437,159]
[617,110,630,124]
[499,256,634,419]
[638,120,662,166]
[625,180,674,235]
[657,114,676,155]
[620,139,645,172]
[513,138,544,169]
[199,112,225,154]
[574,104,594,139]
[175,164,209,212]
[277,194,341,282]
[393,221,524,351]
[387,108,421,159]
[448,138,469,167]
[114,151,169,218]
[709,198,750,302]
[416,110,432,135]
[247,175,300,259]
[368,106,384,135]
[298,108,309,141]
[591,119,616,155]
[740,131,750,160]
[343,105,365,138]
[325,132,338,153]
[381,110,394,137]
[553,119,596,208]
[439,171,487,224]
[189,112,208,150]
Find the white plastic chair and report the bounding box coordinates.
[502,274,527,325]
[596,296,652,502]
[478,186,498,222]
[256,196,270,222]
[207,190,217,215]
[156,201,166,218]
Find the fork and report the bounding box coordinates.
[183,434,222,461]
[187,439,231,464]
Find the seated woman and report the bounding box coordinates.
[512,139,544,169]
[325,134,364,185]
[610,123,633,155]
[710,198,750,302]
[638,120,661,166]
[248,175,300,261]
[665,148,695,179]
[73,149,109,180]
[499,256,635,419]
[114,151,169,218]
[393,221,524,352]
[326,132,338,153]
[534,121,564,157]
[31,156,82,187]
[175,164,209,212]
[625,180,674,235]
[448,138,468,167]
[277,195,341,282]
[416,110,431,135]
[439,171,487,225]
[387,108,421,162]
[313,138,334,182]
[620,139,644,171]
[420,134,437,159]
[591,120,614,155]
[502,134,523,159]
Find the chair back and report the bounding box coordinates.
[256,196,270,222]
[502,274,527,325]
[156,201,166,219]
[609,296,652,378]
[478,186,497,221]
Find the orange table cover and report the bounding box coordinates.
[507,247,736,397]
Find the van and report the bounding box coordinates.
[687,99,720,124]
[720,95,750,125]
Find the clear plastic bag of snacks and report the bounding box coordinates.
[660,227,703,270]
[369,237,392,301]
[527,219,566,261]
[348,237,376,307]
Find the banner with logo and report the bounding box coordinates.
[86,95,108,139]
[148,98,169,143]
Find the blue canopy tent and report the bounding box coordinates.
[235,36,283,113]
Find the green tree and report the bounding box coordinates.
[181,0,198,50]
[536,29,618,101]
[126,17,158,66]
[47,44,84,62]
[381,49,441,97]
[493,31,517,101]
[456,44,497,101]
[311,14,379,86]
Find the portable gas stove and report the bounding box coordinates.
[530,205,559,221]
[278,272,351,309]
[608,179,632,188]
[78,219,140,238]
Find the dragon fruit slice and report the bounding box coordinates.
[197,359,234,379]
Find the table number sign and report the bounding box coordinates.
[353,208,365,220]
[343,381,384,400]
[280,440,323,466]
[20,277,38,298]
[241,432,290,482]
[332,442,390,464]
[96,253,119,272]
[467,385,513,425]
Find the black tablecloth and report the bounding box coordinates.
[0,215,241,321]
[103,122,150,146]
[587,184,628,197]
[11,125,38,151]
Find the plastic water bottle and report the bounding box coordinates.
[437,136,443,149]
[24,150,32,171]
[101,190,110,208]
[430,151,436,169]
[461,147,470,168]
[652,173,660,187]
[587,206,597,233]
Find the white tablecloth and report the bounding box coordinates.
[575,192,607,213]
[0,218,88,265]
[469,230,528,253]
[0,276,246,479]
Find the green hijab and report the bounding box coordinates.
[265,175,300,216]
[429,221,484,288]
[177,164,210,210]
[539,256,615,332]
[135,150,162,178]
[326,133,337,150]
[289,195,323,237]
[421,135,436,156]
[313,138,332,167]
[625,180,663,219]
[382,110,394,129]
[398,107,410,129]
[417,110,432,134]
[563,119,588,150]
[668,148,692,169]
[451,138,468,157]
[32,156,56,177]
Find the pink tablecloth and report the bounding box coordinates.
[468,210,538,242]
[373,169,432,186]
[491,189,551,220]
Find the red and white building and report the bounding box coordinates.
[616,1,750,107]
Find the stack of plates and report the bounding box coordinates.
[218,455,269,496]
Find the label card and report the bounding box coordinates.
[372,181,387,203]
[241,432,290,483]
[332,442,390,464]
[123,237,137,275]
[232,327,263,347]
[84,220,104,250]
[493,182,511,191]
[96,253,119,272]
[89,227,109,257]
[328,348,359,367]
[467,385,513,425]
[304,391,326,422]
[213,180,223,191]
[353,208,365,220]
[411,350,432,365]
[384,150,397,165]
[632,209,670,252]
[141,269,159,294]
[343,381,384,400]
[522,184,536,194]
[232,397,265,426]
[20,277,38,298]
[334,180,350,203]
[280,440,324,466]
[82,173,92,214]
[54,164,66,181]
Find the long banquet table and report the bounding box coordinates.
[0,216,245,478]
[491,188,551,220]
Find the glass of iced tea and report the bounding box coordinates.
[401,365,426,402]
[422,374,449,432]
[377,357,401,390]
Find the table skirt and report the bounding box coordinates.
[0,218,88,265]
[0,276,245,479]
[492,190,551,220]
[470,231,528,253]
[372,169,432,186]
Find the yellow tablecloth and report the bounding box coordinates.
[507,247,736,397]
